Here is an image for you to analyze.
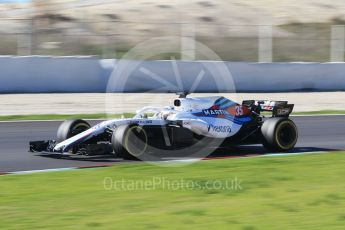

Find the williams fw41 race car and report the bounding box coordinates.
[29,94,298,160]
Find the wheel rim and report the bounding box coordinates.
[124,126,148,157]
[276,121,297,149]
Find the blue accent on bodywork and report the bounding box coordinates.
[215,97,228,105]
[219,101,236,109]
[225,115,252,124]
[192,97,252,125]
[192,111,252,125]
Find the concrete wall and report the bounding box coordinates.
[0,56,107,93]
[228,62,345,92]
[0,56,344,93]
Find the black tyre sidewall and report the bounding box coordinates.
[261,117,298,152]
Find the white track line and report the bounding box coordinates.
[259,151,327,157]
[9,167,76,175]
[0,119,104,123]
[291,114,345,117]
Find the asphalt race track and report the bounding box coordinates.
[0,116,344,173]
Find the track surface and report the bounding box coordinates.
[0,116,344,173]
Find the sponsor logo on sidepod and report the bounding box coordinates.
[203,109,229,115]
[208,125,232,133]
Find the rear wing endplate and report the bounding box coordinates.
[242,100,294,117]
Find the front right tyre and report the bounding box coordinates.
[261,117,298,152]
[56,119,91,154]
[57,119,91,143]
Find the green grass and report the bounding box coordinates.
[0,110,344,121]
[1,152,345,229]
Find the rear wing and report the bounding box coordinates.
[242,100,294,117]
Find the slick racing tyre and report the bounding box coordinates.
[261,117,298,152]
[111,125,148,160]
[57,119,91,143]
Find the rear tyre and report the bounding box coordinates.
[57,119,91,143]
[261,118,298,152]
[111,125,148,160]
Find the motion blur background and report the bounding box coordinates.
[1,0,345,61]
[2,3,345,230]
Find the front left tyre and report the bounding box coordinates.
[111,125,148,160]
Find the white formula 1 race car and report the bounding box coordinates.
[30,93,298,160]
